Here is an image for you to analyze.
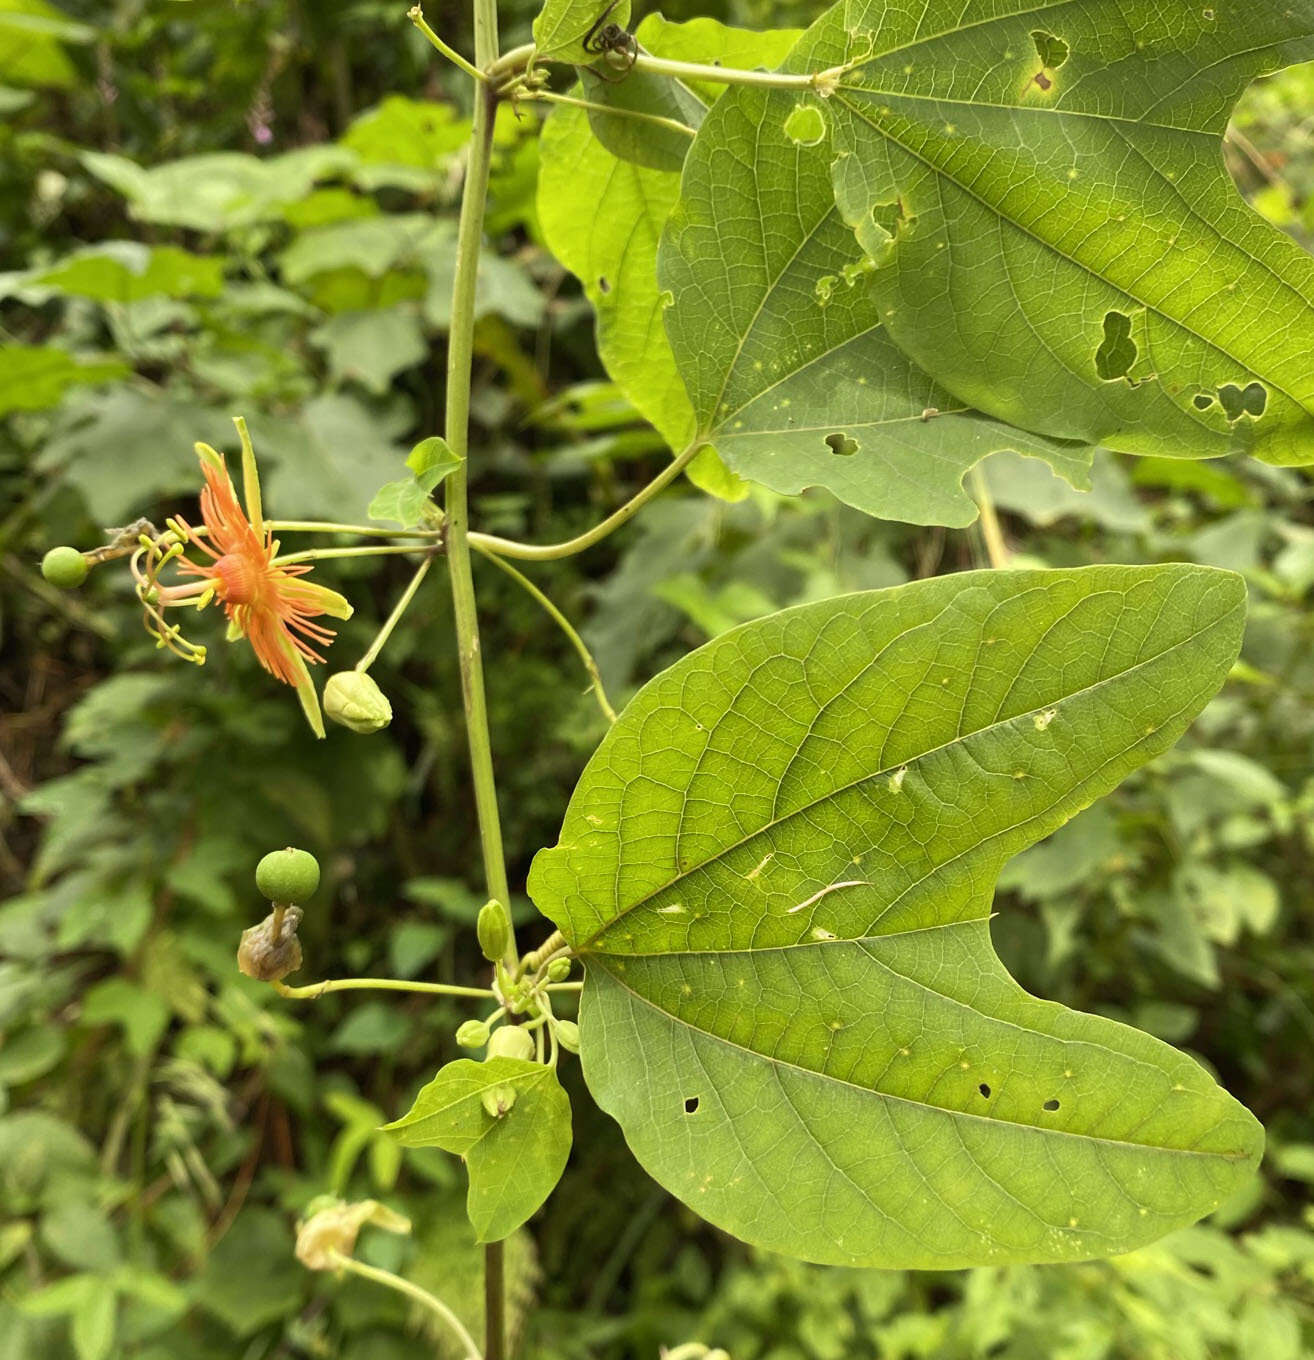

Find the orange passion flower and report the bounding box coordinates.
[133,419,351,736]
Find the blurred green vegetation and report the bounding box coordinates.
[2,2,1314,1357]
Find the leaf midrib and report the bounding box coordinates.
[577,590,1239,949]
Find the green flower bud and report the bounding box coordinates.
[546,957,571,982]
[237,905,304,982]
[255,847,320,904]
[41,546,89,589]
[486,1024,535,1062]
[554,1019,581,1053]
[324,671,392,734]
[481,1084,517,1118]
[476,899,510,963]
[456,1019,491,1049]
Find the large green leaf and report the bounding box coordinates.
[674,1,1314,487]
[528,565,1263,1268]
[385,1058,572,1243]
[538,17,802,501]
[659,71,1095,525]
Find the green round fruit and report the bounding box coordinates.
[41,546,88,589]
[255,847,320,904]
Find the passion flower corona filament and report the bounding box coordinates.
[130,420,352,736]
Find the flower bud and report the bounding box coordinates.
[554,1019,581,1053]
[324,670,392,734]
[237,905,304,982]
[476,899,510,963]
[295,1198,410,1271]
[255,847,320,904]
[486,1024,535,1062]
[456,1019,491,1049]
[546,957,571,982]
[41,546,89,589]
[481,1084,517,1118]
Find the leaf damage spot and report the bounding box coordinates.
[784,102,827,147]
[1043,1098,1061,1112]
[684,1096,700,1114]
[815,274,837,307]
[1095,310,1137,381]
[978,1083,991,1098]
[1031,29,1070,74]
[786,879,870,914]
[1193,393,1215,411]
[826,431,860,457]
[889,765,907,793]
[1217,381,1267,421]
[1033,708,1057,731]
[598,276,610,294]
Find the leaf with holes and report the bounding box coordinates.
[384,1058,571,1243]
[528,564,1262,1268]
[659,58,1094,525]
[668,0,1314,498]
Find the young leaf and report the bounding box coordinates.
[538,17,802,501]
[529,564,1263,1268]
[385,1057,571,1242]
[368,436,459,527]
[681,2,1314,476]
[658,76,1093,525]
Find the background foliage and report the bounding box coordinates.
[2,1,1314,1356]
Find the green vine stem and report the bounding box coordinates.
[470,540,617,723]
[272,977,494,1001]
[468,440,703,562]
[356,556,434,673]
[439,0,512,1349]
[327,1251,484,1360]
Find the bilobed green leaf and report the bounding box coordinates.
[538,17,802,501]
[385,1057,572,1242]
[659,73,1093,525]
[528,564,1263,1268]
[682,1,1314,484]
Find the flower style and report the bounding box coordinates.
[133,418,351,736]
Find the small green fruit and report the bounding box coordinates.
[456,1019,491,1049]
[41,546,89,589]
[255,847,320,904]
[486,1024,535,1062]
[324,671,392,734]
[554,1019,581,1053]
[476,899,510,963]
[546,957,571,982]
